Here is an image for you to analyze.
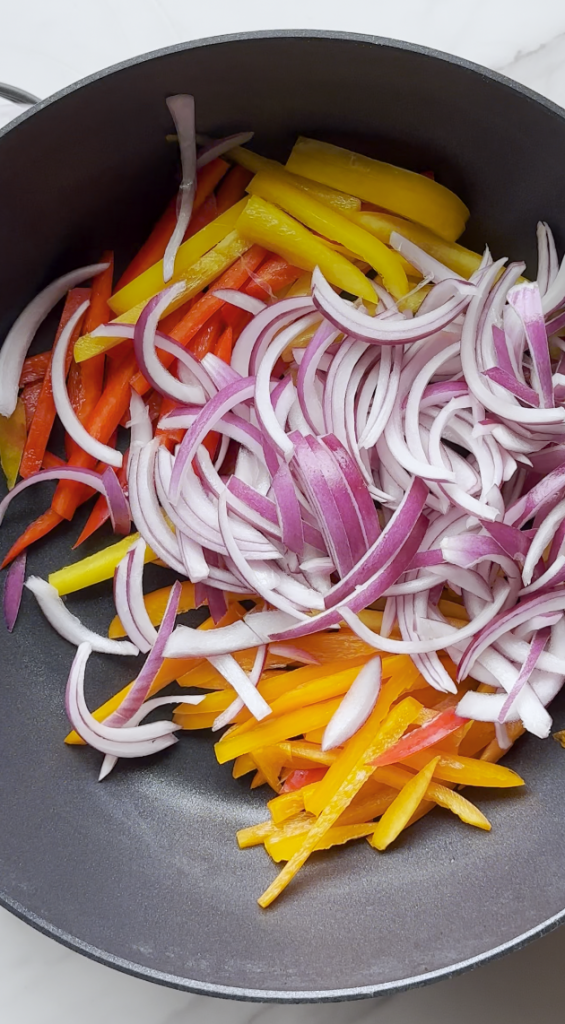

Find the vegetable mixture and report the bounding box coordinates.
[1,94,564,908]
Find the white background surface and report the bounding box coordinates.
[2,1,565,1020]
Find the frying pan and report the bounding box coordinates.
[0,30,564,1004]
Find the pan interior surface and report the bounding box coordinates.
[0,32,564,1001]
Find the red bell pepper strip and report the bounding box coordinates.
[281,767,328,793]
[370,708,469,768]
[20,381,43,429]
[19,351,51,386]
[213,324,233,364]
[19,288,90,479]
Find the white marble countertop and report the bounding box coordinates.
[2,2,565,1020]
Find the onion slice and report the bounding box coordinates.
[0,261,108,418]
[26,577,138,655]
[0,465,130,534]
[3,550,26,632]
[321,655,382,750]
[163,94,196,282]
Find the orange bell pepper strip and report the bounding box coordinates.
[187,307,225,359]
[214,699,343,764]
[183,192,217,238]
[20,381,42,428]
[114,159,229,290]
[216,164,254,214]
[130,244,267,395]
[50,350,137,519]
[399,749,524,788]
[258,697,421,907]
[77,252,114,423]
[19,289,90,479]
[1,508,64,568]
[213,324,233,364]
[373,763,491,830]
[72,448,129,547]
[369,757,441,850]
[19,351,51,386]
[42,451,66,470]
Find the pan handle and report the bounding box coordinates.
[0,83,40,106]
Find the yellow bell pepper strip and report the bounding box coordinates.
[285,272,313,298]
[345,209,482,279]
[369,757,434,850]
[107,200,248,316]
[252,746,286,793]
[48,533,156,596]
[266,823,376,863]
[400,749,525,787]
[337,785,397,826]
[258,697,421,907]
[303,671,424,818]
[250,770,267,789]
[274,740,338,768]
[233,753,256,778]
[0,397,27,489]
[214,697,343,765]
[553,729,565,749]
[235,196,377,303]
[237,811,315,849]
[229,146,361,212]
[268,789,307,824]
[373,763,491,830]
[74,230,252,362]
[177,712,219,730]
[246,172,408,299]
[286,137,469,242]
[479,721,526,763]
[458,721,496,758]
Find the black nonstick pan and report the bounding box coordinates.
[0,30,564,1003]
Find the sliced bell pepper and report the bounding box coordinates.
[373,763,491,830]
[20,381,43,429]
[215,163,254,214]
[237,811,314,850]
[345,209,482,279]
[48,533,155,596]
[266,823,376,862]
[20,288,90,479]
[236,195,377,302]
[74,230,253,363]
[0,397,27,489]
[369,757,441,850]
[229,146,361,212]
[232,753,257,778]
[247,171,408,298]
[1,508,63,569]
[286,137,469,241]
[107,199,248,317]
[371,708,469,767]
[19,351,51,386]
[214,698,343,765]
[400,748,524,787]
[281,767,328,792]
[258,697,422,907]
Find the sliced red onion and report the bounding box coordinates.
[536,222,559,296]
[390,232,467,284]
[208,652,271,721]
[271,462,305,556]
[522,497,565,586]
[26,577,138,655]
[0,261,108,418]
[325,478,427,608]
[201,352,242,390]
[163,95,196,282]
[311,266,474,344]
[231,297,314,377]
[169,377,256,500]
[210,288,266,315]
[99,693,206,780]
[483,366,540,407]
[211,644,267,732]
[50,300,122,468]
[128,442,186,574]
[129,390,153,446]
[203,585,228,624]
[0,465,130,534]
[296,320,341,433]
[113,538,158,654]
[321,655,382,751]
[498,627,550,722]
[268,643,320,665]
[3,550,26,632]
[106,581,182,727]
[66,643,179,759]
[458,590,565,680]
[505,464,565,528]
[254,313,319,459]
[197,131,254,168]
[507,283,554,408]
